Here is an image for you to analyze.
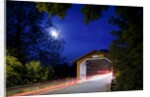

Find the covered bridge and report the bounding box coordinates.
[71,50,112,80]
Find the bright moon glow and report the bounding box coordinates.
[51,30,58,38]
[48,27,59,39]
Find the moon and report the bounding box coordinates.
[51,30,58,38]
[48,28,59,39]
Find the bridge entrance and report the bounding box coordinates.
[71,50,112,80]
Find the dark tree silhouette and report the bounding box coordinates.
[109,7,143,90]
[6,1,64,66]
[6,1,65,87]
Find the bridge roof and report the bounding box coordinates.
[71,50,110,64]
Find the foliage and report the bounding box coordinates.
[6,1,64,66]
[6,1,71,88]
[36,3,108,25]
[81,5,108,24]
[6,52,55,88]
[25,61,51,83]
[36,2,72,19]
[109,7,143,90]
[6,55,23,87]
[53,63,76,79]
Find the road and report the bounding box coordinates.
[21,73,113,96]
[10,73,113,96]
[40,73,113,95]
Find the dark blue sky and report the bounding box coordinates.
[52,4,119,63]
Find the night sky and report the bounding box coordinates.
[52,4,119,63]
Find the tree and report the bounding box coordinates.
[36,3,108,25]
[53,62,76,78]
[6,1,65,66]
[6,51,55,87]
[36,2,72,19]
[25,61,52,83]
[109,7,143,90]
[6,55,24,87]
[81,5,108,24]
[6,1,66,87]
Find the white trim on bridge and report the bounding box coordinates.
[80,57,112,80]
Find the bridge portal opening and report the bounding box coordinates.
[71,50,112,80]
[80,58,112,80]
